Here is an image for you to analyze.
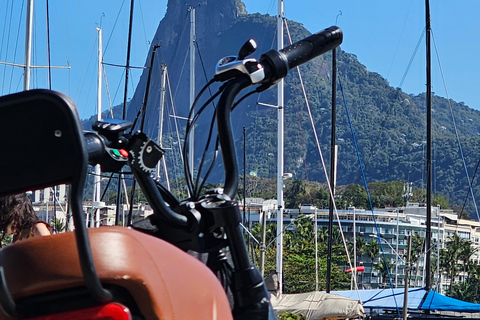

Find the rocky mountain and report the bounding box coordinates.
[88,0,480,217]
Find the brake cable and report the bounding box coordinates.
[183,83,224,198]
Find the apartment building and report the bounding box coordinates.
[246,198,480,293]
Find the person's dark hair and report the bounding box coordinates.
[0,193,40,243]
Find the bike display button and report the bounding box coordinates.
[119,149,129,157]
[111,149,128,159]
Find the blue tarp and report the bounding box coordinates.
[331,288,480,312]
[421,290,480,312]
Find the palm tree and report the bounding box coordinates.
[50,217,66,233]
[410,233,425,287]
[459,240,477,282]
[374,258,394,288]
[352,236,367,288]
[440,233,472,295]
[347,236,367,261]
[366,239,380,264]
[464,263,480,303]
[317,227,328,243]
[444,242,479,302]
[366,239,380,285]
[355,236,367,260]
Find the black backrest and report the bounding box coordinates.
[0,89,86,196]
[0,90,111,317]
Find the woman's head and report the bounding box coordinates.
[0,193,39,239]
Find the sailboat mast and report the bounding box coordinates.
[425,0,432,291]
[326,46,338,293]
[23,0,34,90]
[116,0,135,226]
[276,0,285,295]
[122,0,135,119]
[93,27,103,228]
[157,64,171,190]
[189,6,196,177]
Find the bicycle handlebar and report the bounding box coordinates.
[260,26,342,85]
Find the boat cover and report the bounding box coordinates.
[421,290,480,312]
[331,288,426,310]
[270,291,365,320]
[331,288,480,312]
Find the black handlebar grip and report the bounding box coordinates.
[281,25,343,70]
[84,132,105,166]
[260,26,343,84]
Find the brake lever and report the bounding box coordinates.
[214,39,265,84]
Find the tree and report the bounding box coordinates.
[440,233,473,295]
[251,218,350,294]
[287,179,307,208]
[346,236,367,266]
[50,217,66,233]
[374,258,394,287]
[355,236,367,261]
[341,184,369,209]
[412,188,426,203]
[368,181,405,207]
[410,233,425,287]
[346,236,367,288]
[365,239,380,266]
[433,194,450,210]
[365,239,380,286]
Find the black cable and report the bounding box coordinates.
[167,11,189,67]
[460,158,480,218]
[189,91,224,198]
[129,45,160,133]
[195,41,217,109]
[182,79,220,196]
[188,41,225,198]
[232,89,257,111]
[193,110,218,198]
[103,0,126,54]
[194,89,256,197]
[85,171,135,205]
[195,138,220,198]
[207,250,232,290]
[100,172,115,201]
[155,179,180,208]
[185,91,220,198]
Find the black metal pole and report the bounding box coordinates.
[127,45,159,226]
[425,0,432,292]
[326,47,337,293]
[403,236,412,320]
[122,0,134,120]
[116,0,135,226]
[243,126,247,228]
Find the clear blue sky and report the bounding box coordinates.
[1,0,479,120]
